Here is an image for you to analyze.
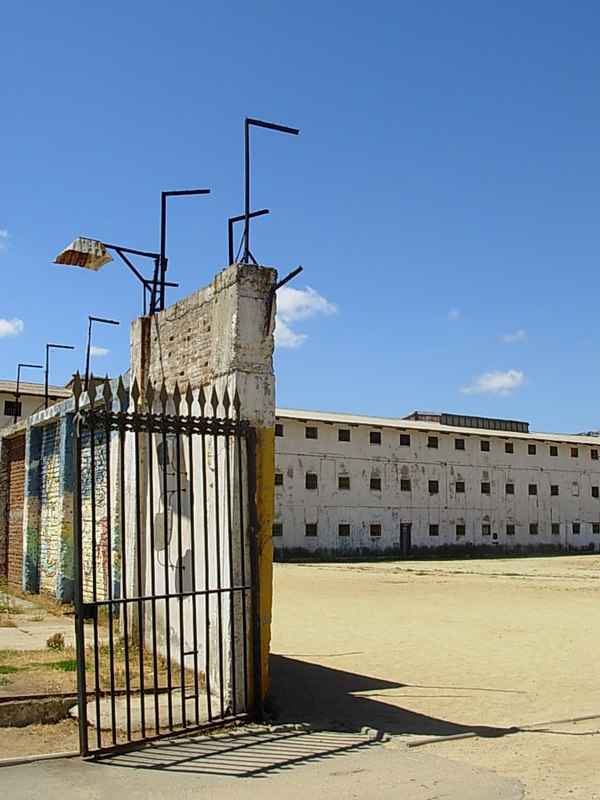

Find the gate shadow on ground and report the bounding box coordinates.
[268,654,515,739]
[96,729,380,778]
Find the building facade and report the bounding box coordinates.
[0,380,71,429]
[273,408,600,555]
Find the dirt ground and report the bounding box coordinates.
[1,555,599,798]
[269,555,600,800]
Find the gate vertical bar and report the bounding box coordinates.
[224,424,237,714]
[73,409,89,756]
[246,428,262,715]
[199,394,212,722]
[174,395,186,728]
[160,421,174,730]
[118,411,132,740]
[236,427,249,709]
[211,391,225,718]
[89,421,103,749]
[133,417,146,737]
[185,387,200,724]
[146,423,160,735]
[103,414,117,744]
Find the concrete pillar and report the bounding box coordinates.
[130,262,277,705]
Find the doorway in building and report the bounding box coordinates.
[400,523,412,556]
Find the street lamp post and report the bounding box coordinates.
[45,343,75,409]
[85,316,120,391]
[228,209,269,267]
[14,362,44,423]
[244,117,299,265]
[152,189,211,314]
[54,239,174,317]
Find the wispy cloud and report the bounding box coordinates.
[461,369,524,396]
[0,318,24,338]
[90,346,109,357]
[275,286,337,348]
[503,329,525,344]
[0,229,9,251]
[446,308,459,322]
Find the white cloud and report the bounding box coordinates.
[446,308,459,322]
[503,330,525,344]
[275,286,337,348]
[274,319,307,349]
[90,346,109,357]
[0,318,24,338]
[0,230,8,251]
[460,369,525,396]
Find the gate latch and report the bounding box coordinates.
[81,603,98,621]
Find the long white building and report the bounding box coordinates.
[273,408,600,555]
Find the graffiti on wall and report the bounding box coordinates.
[80,428,121,601]
[39,425,60,591]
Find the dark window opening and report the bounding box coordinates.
[305,473,318,490]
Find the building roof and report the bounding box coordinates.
[0,380,72,399]
[275,407,600,446]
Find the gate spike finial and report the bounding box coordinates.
[222,386,231,417]
[211,386,219,416]
[185,383,194,414]
[146,379,154,412]
[88,375,99,408]
[117,376,127,412]
[233,389,241,419]
[173,382,181,414]
[72,372,82,411]
[159,379,169,412]
[198,385,206,417]
[102,376,113,409]
[131,378,140,411]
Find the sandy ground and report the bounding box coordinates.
[269,556,600,800]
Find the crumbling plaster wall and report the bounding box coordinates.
[130,262,277,702]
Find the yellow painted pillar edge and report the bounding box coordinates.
[255,426,275,701]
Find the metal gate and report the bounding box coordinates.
[72,374,262,758]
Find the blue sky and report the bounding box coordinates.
[1,1,599,434]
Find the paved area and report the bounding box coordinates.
[0,596,76,650]
[0,727,523,800]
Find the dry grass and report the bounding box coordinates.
[0,637,203,697]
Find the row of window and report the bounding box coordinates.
[272,521,600,538]
[275,423,599,460]
[278,471,600,498]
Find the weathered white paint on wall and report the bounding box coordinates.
[274,410,600,553]
[129,262,277,711]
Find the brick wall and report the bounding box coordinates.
[0,439,7,580]
[131,263,277,409]
[6,436,26,589]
